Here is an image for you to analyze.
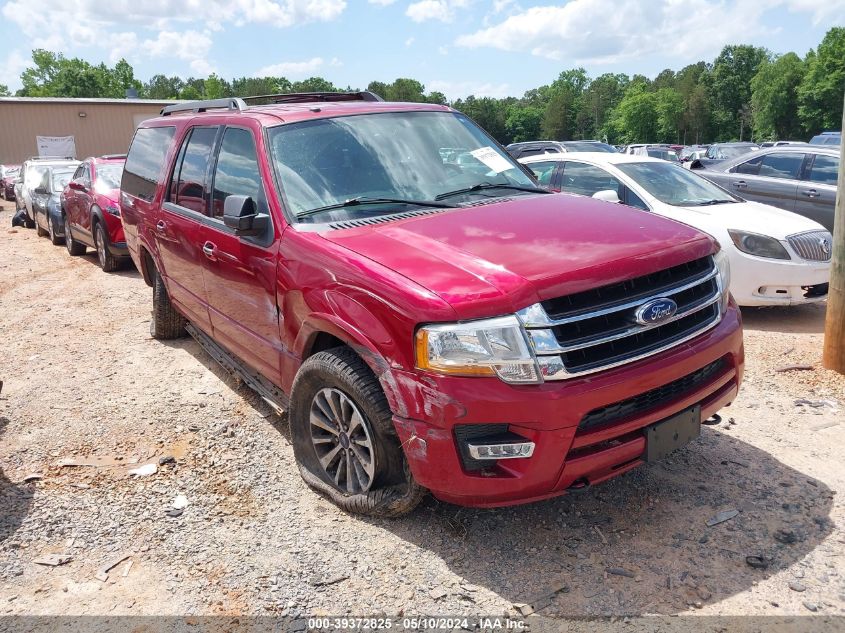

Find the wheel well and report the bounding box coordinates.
[140,247,156,287]
[306,332,346,358]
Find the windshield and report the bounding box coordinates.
[617,161,739,206]
[95,163,124,190]
[562,142,617,153]
[267,111,536,221]
[646,148,678,161]
[52,170,74,192]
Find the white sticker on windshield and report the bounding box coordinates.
[470,147,515,173]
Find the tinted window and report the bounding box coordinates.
[624,188,649,210]
[807,154,839,185]
[122,126,176,201]
[732,155,762,175]
[561,162,623,198]
[526,161,557,187]
[758,152,804,180]
[171,127,218,214]
[211,128,268,219]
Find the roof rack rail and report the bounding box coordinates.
[160,97,247,116]
[100,154,127,160]
[27,155,75,161]
[242,91,384,105]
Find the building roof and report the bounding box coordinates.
[0,97,182,106]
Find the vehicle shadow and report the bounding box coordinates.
[740,303,827,334]
[75,252,141,278]
[373,426,834,615]
[0,415,35,544]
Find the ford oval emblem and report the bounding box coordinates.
[635,298,678,326]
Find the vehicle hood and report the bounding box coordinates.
[322,194,715,320]
[673,200,827,239]
[94,188,119,206]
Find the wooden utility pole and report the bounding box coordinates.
[822,89,845,374]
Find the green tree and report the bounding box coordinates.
[710,44,770,139]
[291,77,337,92]
[144,74,185,99]
[798,27,845,133]
[506,105,542,143]
[614,85,659,143]
[751,52,805,140]
[655,88,684,142]
[0,84,9,96]
[203,73,229,99]
[232,76,292,96]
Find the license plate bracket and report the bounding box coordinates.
[644,405,701,463]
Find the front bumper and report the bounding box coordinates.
[729,251,830,306]
[107,241,130,258]
[390,302,744,507]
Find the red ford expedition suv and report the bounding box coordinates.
[120,92,743,517]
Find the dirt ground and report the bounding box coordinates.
[0,199,843,618]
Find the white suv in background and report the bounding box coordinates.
[16,157,79,228]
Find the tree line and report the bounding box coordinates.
[3,27,842,146]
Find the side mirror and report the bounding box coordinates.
[592,189,621,203]
[68,180,85,191]
[689,159,704,170]
[34,185,49,195]
[222,195,269,236]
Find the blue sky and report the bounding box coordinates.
[0,0,843,99]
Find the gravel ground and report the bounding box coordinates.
[1,200,843,617]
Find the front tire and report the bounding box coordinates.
[47,214,63,245]
[64,218,86,256]
[289,347,425,517]
[94,222,119,272]
[150,269,185,339]
[36,217,47,237]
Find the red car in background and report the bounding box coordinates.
[62,154,129,272]
[1,164,20,200]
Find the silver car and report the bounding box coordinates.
[694,146,839,232]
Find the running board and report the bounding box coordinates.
[185,323,289,414]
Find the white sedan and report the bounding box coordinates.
[520,152,831,307]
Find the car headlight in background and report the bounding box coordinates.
[714,248,731,311]
[415,315,541,384]
[105,204,120,216]
[727,229,790,260]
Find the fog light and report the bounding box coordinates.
[467,441,535,460]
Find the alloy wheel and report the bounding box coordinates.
[309,387,376,494]
[96,227,107,268]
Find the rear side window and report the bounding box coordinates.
[170,127,218,214]
[807,154,839,185]
[122,126,175,201]
[211,128,268,219]
[526,160,557,187]
[731,155,762,175]
[757,153,804,180]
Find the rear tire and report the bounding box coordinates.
[94,222,119,272]
[289,347,425,517]
[64,218,86,256]
[150,269,185,339]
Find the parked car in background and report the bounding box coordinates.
[17,157,79,228]
[694,146,839,232]
[520,152,831,307]
[680,145,709,162]
[120,93,742,516]
[62,155,128,272]
[809,131,840,146]
[31,166,75,244]
[632,145,679,162]
[505,140,616,158]
[760,141,807,148]
[693,142,759,168]
[1,165,20,200]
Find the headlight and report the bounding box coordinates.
[728,230,790,260]
[105,204,120,216]
[415,315,541,384]
[714,248,731,312]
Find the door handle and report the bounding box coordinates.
[202,241,217,261]
[155,220,167,235]
[801,189,820,198]
[732,181,747,189]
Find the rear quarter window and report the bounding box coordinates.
[122,126,176,201]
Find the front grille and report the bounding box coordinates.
[519,256,722,379]
[579,357,726,431]
[788,230,832,262]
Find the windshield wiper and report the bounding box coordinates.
[297,196,456,219]
[434,183,550,201]
[688,199,737,206]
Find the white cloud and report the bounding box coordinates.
[255,57,326,77]
[406,0,472,22]
[783,0,845,24]
[143,30,215,75]
[456,0,780,65]
[427,79,511,99]
[368,0,397,4]
[0,0,347,77]
[0,50,29,90]
[405,37,416,47]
